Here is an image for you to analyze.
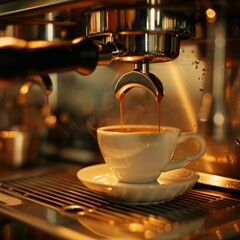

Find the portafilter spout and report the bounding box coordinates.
[114,63,164,101]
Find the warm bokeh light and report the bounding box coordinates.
[206,8,216,23]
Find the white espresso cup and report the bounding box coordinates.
[97,125,206,184]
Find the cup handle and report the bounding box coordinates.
[163,132,206,172]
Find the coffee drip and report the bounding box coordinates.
[114,63,164,132]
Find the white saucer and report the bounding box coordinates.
[77,164,199,204]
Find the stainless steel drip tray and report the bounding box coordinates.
[0,163,239,240]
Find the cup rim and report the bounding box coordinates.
[97,124,180,134]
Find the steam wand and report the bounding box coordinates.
[19,74,56,128]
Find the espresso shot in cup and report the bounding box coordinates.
[97,125,206,184]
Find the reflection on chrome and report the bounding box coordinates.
[78,210,204,239]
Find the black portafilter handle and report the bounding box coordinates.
[0,36,100,85]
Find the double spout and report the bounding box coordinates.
[114,63,165,101]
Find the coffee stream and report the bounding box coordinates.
[118,90,162,133]
[157,99,161,132]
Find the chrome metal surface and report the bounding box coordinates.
[186,14,240,182]
[0,163,239,239]
[87,8,194,36]
[100,33,181,63]
[86,3,194,63]
[198,172,240,191]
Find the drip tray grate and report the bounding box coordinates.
[0,164,240,239]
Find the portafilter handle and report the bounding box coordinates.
[0,36,103,85]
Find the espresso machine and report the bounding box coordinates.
[0,0,239,239]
